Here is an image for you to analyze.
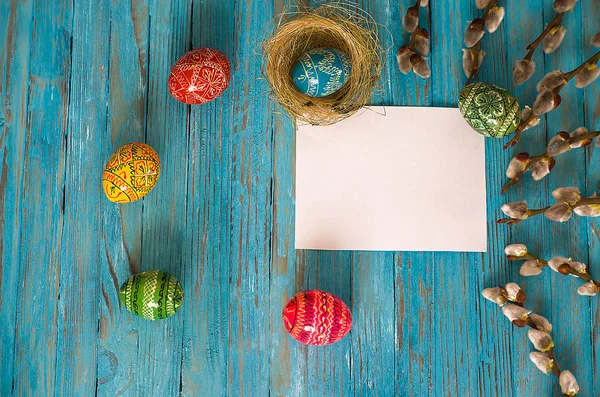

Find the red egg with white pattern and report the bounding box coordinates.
[168,48,231,105]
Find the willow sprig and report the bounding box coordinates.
[462,0,505,85]
[482,282,580,396]
[397,0,431,78]
[501,127,599,194]
[505,243,600,296]
[512,0,580,84]
[504,50,600,149]
[498,187,600,225]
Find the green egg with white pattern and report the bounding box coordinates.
[118,270,184,320]
[458,82,520,138]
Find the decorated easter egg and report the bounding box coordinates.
[458,82,520,138]
[291,47,352,98]
[168,48,231,105]
[119,270,184,320]
[102,142,160,203]
[282,290,352,346]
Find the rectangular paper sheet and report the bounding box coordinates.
[295,106,487,252]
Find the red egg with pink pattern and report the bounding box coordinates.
[282,290,352,346]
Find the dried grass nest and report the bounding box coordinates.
[262,3,383,126]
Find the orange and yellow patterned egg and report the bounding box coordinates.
[102,142,160,203]
[282,290,352,346]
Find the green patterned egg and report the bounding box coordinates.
[118,271,184,320]
[458,82,520,138]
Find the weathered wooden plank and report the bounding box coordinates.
[345,1,401,396]
[10,0,72,395]
[428,1,488,396]
[488,1,550,396]
[267,0,314,393]
[429,1,513,396]
[280,1,356,396]
[226,0,275,395]
[541,2,593,395]
[127,0,192,395]
[177,0,235,395]
[386,0,435,395]
[53,0,111,395]
[582,2,600,396]
[0,0,34,394]
[297,250,351,397]
[96,0,150,395]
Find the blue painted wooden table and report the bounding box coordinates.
[1,0,599,395]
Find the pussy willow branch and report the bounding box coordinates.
[497,197,600,225]
[501,130,600,194]
[509,250,600,288]
[504,50,600,149]
[523,12,565,61]
[521,311,561,376]
[465,0,497,85]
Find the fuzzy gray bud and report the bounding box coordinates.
[485,7,505,33]
[533,90,561,116]
[502,201,529,220]
[559,370,580,396]
[520,259,543,276]
[482,287,507,305]
[575,63,600,88]
[544,203,572,222]
[531,157,554,181]
[546,131,571,156]
[397,46,413,74]
[543,26,567,54]
[537,70,566,92]
[552,186,581,205]
[506,153,529,179]
[530,313,552,332]
[528,329,554,352]
[513,59,536,85]
[465,19,485,48]
[462,48,484,78]
[413,28,430,56]
[504,243,528,257]
[403,7,419,33]
[529,352,554,374]
[410,54,430,79]
[592,30,600,47]
[577,282,599,296]
[553,0,579,13]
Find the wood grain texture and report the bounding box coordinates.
[1,0,599,396]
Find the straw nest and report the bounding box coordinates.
[262,3,383,126]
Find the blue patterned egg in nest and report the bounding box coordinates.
[291,48,352,98]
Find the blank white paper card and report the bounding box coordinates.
[295,106,487,252]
